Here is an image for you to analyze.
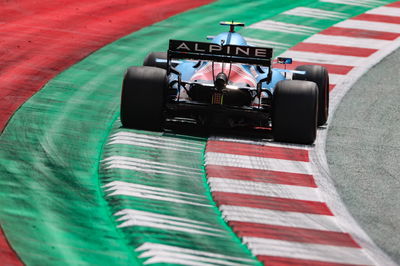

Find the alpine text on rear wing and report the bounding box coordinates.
[168,40,273,66]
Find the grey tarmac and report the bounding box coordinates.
[327,48,400,263]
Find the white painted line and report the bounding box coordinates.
[220,205,342,232]
[249,20,319,35]
[319,0,385,8]
[206,152,313,175]
[366,6,400,17]
[105,181,211,207]
[280,50,366,66]
[108,139,201,153]
[116,209,212,225]
[116,209,223,236]
[104,181,206,198]
[243,237,372,265]
[244,37,290,49]
[283,7,347,20]
[109,135,203,151]
[335,19,400,33]
[142,254,249,266]
[137,242,255,265]
[108,188,211,207]
[209,136,313,150]
[208,177,322,202]
[329,73,346,85]
[111,131,204,147]
[104,160,199,174]
[105,163,196,178]
[117,218,222,237]
[303,34,391,49]
[103,156,202,173]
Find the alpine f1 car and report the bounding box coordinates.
[120,22,329,144]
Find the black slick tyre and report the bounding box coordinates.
[272,80,318,144]
[143,52,168,70]
[120,66,167,131]
[293,65,329,126]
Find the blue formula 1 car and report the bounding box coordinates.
[120,22,329,144]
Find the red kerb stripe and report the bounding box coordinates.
[329,84,335,91]
[321,27,399,40]
[290,43,377,57]
[282,61,353,75]
[206,165,317,187]
[213,192,333,215]
[0,228,23,266]
[207,141,309,162]
[353,13,400,24]
[387,1,400,8]
[229,221,360,248]
[257,255,365,266]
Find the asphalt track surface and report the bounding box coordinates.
[326,47,400,263]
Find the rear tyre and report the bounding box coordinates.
[272,80,318,144]
[120,66,167,131]
[293,65,329,126]
[143,52,168,70]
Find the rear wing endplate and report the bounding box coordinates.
[168,39,273,67]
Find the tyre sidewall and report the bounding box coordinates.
[272,80,318,144]
[121,66,167,131]
[293,65,329,126]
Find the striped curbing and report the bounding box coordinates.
[249,20,320,35]
[282,7,347,20]
[205,1,400,265]
[205,140,377,265]
[100,128,259,265]
[136,242,255,266]
[319,0,387,7]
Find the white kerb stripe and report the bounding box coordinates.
[104,181,206,198]
[112,131,204,147]
[108,139,201,153]
[243,237,371,265]
[116,209,210,225]
[209,136,313,150]
[367,6,400,17]
[107,188,211,207]
[118,219,223,237]
[280,50,365,66]
[143,253,250,266]
[303,34,391,49]
[208,177,323,202]
[283,7,346,20]
[110,135,203,150]
[103,156,201,172]
[329,74,346,85]
[249,20,319,35]
[244,37,290,49]
[319,0,384,8]
[206,152,313,175]
[335,19,400,33]
[220,205,342,232]
[136,242,256,263]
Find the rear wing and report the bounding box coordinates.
[168,39,273,67]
